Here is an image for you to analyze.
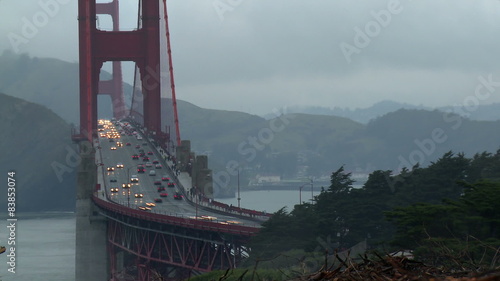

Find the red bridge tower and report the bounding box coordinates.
[78,0,162,139]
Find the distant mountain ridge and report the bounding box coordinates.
[0,50,133,124]
[280,100,500,123]
[0,93,76,211]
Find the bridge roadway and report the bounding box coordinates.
[94,120,265,229]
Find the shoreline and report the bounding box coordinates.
[214,181,366,199]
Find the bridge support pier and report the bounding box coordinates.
[75,141,109,281]
[116,251,124,275]
[176,140,213,197]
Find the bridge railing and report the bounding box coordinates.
[92,194,260,236]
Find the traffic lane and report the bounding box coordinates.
[100,136,187,213]
[101,141,144,202]
[99,135,140,199]
[99,124,260,226]
[101,136,237,218]
[100,131,183,204]
[113,133,181,204]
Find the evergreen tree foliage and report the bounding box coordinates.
[250,150,500,270]
[386,180,500,268]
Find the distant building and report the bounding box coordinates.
[256,174,281,184]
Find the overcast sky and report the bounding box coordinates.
[1,0,500,115]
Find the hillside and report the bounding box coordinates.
[178,104,366,180]
[361,109,500,170]
[285,100,500,123]
[0,93,76,211]
[0,51,132,124]
[178,100,266,153]
[178,106,500,189]
[281,100,427,123]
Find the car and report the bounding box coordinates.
[167,182,175,187]
[138,206,151,211]
[159,193,168,197]
[157,186,166,192]
[149,170,156,176]
[135,144,141,149]
[154,180,162,185]
[145,162,152,167]
[134,193,143,198]
[126,142,131,146]
[154,198,163,203]
[145,202,156,207]
[109,177,117,182]
[147,151,153,155]
[122,183,131,188]
[107,167,115,172]
[137,167,145,173]
[132,154,139,160]
[143,157,150,162]
[198,215,217,221]
[173,192,183,200]
[116,142,123,147]
[116,163,124,168]
[161,175,170,181]
[152,159,159,164]
[155,164,162,169]
[130,175,139,183]
[110,146,117,150]
[110,187,119,193]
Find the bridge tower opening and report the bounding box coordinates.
[95,0,127,120]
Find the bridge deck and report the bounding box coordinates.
[94,119,267,234]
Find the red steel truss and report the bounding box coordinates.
[93,196,259,236]
[107,220,246,278]
[94,196,257,279]
[102,205,253,280]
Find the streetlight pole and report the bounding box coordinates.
[237,169,241,209]
[195,186,198,219]
[299,183,307,205]
[127,167,134,183]
[126,166,134,208]
[310,178,314,203]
